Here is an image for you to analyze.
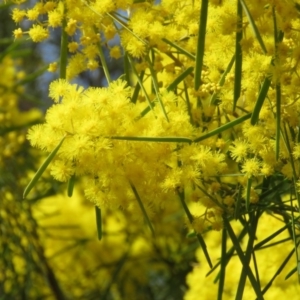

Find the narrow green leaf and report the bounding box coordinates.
[162,38,195,60]
[210,54,236,106]
[254,222,293,250]
[13,65,49,88]
[60,16,68,79]
[23,136,66,199]
[184,81,194,125]
[245,177,252,211]
[107,12,146,45]
[233,1,243,111]
[127,55,154,113]
[234,185,242,220]
[290,205,300,276]
[136,102,156,120]
[0,38,23,63]
[110,136,192,143]
[177,189,212,268]
[129,180,155,236]
[208,226,248,278]
[261,247,295,295]
[282,123,300,209]
[195,0,209,91]
[95,206,102,240]
[218,226,227,300]
[250,77,271,125]
[123,52,131,86]
[239,0,267,54]
[146,54,169,122]
[136,67,194,119]
[67,174,76,197]
[167,67,194,92]
[194,113,251,143]
[236,212,260,299]
[285,266,297,280]
[96,33,112,84]
[272,6,282,161]
[131,70,144,104]
[224,218,264,300]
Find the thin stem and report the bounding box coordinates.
[234,1,243,111]
[177,188,212,268]
[129,180,155,236]
[218,224,227,300]
[59,15,68,79]
[195,0,209,91]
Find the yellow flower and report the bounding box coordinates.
[48,10,63,27]
[68,41,79,53]
[229,139,248,162]
[293,144,300,159]
[48,62,57,72]
[28,25,49,42]
[11,8,26,23]
[50,159,74,182]
[13,28,23,39]
[109,45,122,59]
[65,18,77,36]
[49,79,71,103]
[26,7,40,21]
[241,158,261,178]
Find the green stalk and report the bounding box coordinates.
[146,54,169,121]
[127,55,154,113]
[282,123,300,208]
[184,81,194,125]
[272,6,283,161]
[60,16,68,79]
[224,217,263,300]
[23,136,66,199]
[234,185,242,219]
[96,36,112,84]
[254,224,290,250]
[246,176,252,211]
[235,212,260,300]
[67,174,76,197]
[239,0,267,54]
[162,38,195,60]
[218,225,227,300]
[194,0,209,91]
[290,203,300,278]
[261,247,296,295]
[13,65,49,88]
[123,52,131,86]
[250,77,271,125]
[131,70,144,104]
[177,189,212,268]
[129,180,155,236]
[275,83,281,160]
[95,206,102,240]
[233,1,243,111]
[208,226,248,279]
[210,54,235,106]
[110,136,192,143]
[194,113,251,142]
[167,66,194,92]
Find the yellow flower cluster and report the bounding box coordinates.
[27,78,228,233]
[21,0,300,236]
